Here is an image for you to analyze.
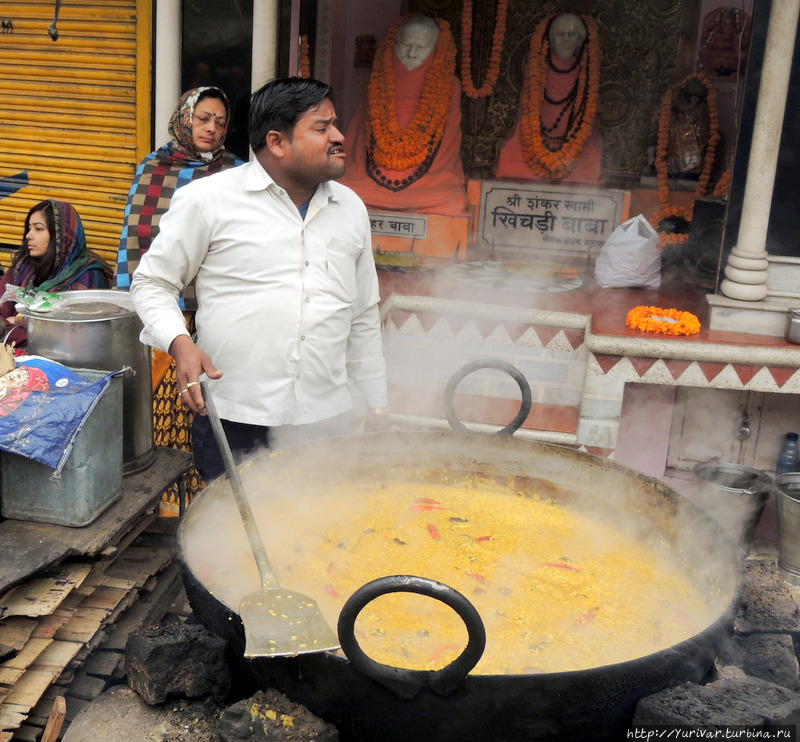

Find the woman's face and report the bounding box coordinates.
[26,210,51,258]
[191,96,228,153]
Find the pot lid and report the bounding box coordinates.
[21,290,135,321]
[51,301,130,319]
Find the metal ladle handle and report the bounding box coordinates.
[200,381,278,589]
[444,359,532,436]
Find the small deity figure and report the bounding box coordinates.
[338,15,468,216]
[699,7,751,79]
[495,13,603,184]
[666,77,711,178]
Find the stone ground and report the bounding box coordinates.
[62,684,339,742]
[62,543,800,740]
[61,685,224,742]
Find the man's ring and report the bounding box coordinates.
[186,381,200,388]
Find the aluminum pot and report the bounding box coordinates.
[23,289,154,475]
[179,432,741,742]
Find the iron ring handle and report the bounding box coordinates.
[337,575,486,699]
[444,359,532,437]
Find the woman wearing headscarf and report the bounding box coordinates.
[116,86,243,509]
[1,200,111,346]
[116,86,243,294]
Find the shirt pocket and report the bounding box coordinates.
[323,237,360,304]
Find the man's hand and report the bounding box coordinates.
[170,334,223,414]
[364,407,391,432]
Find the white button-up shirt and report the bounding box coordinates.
[130,158,387,426]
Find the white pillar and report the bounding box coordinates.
[720,0,800,301]
[154,0,182,145]
[252,0,280,92]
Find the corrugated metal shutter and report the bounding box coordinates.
[0,0,151,269]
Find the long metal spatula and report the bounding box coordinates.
[200,382,340,658]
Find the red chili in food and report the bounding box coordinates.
[466,571,488,585]
[430,643,460,662]
[474,535,492,542]
[415,498,441,505]
[410,504,443,511]
[575,606,599,626]
[539,561,580,572]
[324,584,339,597]
[427,524,441,540]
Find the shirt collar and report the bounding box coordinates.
[244,157,340,205]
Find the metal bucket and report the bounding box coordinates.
[22,289,155,475]
[691,462,773,547]
[774,472,800,585]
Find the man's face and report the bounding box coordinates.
[549,14,586,61]
[395,23,438,71]
[281,98,346,186]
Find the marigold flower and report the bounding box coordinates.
[626,305,701,336]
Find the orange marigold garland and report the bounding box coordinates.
[366,16,457,173]
[519,14,601,179]
[626,305,702,336]
[653,73,720,246]
[299,35,311,78]
[713,169,732,196]
[460,0,508,99]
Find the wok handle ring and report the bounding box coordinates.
[443,359,532,436]
[337,575,486,700]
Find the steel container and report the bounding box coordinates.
[23,289,154,475]
[785,308,800,344]
[774,472,800,585]
[0,368,123,526]
[691,462,772,547]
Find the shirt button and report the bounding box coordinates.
[304,260,309,267]
[279,189,285,196]
[300,335,305,341]
[305,297,310,303]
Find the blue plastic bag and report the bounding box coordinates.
[0,356,121,474]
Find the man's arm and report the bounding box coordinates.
[130,184,223,414]
[346,208,389,427]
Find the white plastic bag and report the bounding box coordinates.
[594,214,661,289]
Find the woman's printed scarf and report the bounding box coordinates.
[10,200,108,291]
[116,86,243,301]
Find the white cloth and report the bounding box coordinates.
[130,158,388,426]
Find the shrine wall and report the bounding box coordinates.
[327,0,758,185]
[692,0,754,175]
[407,0,701,181]
[327,0,403,132]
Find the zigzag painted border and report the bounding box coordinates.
[387,312,586,351]
[589,354,800,393]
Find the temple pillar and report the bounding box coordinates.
[252,0,279,92]
[718,0,800,301]
[154,0,181,143]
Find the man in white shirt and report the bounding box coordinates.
[131,78,388,480]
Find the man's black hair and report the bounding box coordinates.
[249,77,333,153]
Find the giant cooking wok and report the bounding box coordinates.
[179,424,740,742]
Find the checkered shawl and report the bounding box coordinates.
[115,87,243,308]
[10,200,110,291]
